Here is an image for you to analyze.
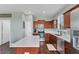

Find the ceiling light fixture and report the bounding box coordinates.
[42,10,46,14]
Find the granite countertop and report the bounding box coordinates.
[10,35,40,47]
[45,29,71,42]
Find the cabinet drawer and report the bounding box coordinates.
[64,41,72,54]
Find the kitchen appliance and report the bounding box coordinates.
[57,38,64,54]
[37,24,45,41]
[72,30,79,50]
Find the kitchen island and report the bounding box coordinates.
[10,36,40,54]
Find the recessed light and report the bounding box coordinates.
[28,11,32,14]
[43,10,46,14]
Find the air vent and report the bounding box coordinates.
[0,14,12,17]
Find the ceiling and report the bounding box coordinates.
[0,4,68,19]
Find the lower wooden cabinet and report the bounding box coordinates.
[16,47,39,54]
[45,33,51,43]
[64,41,72,54]
[45,33,57,47]
[45,33,73,54]
[49,34,57,44]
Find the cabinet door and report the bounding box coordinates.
[0,21,2,45]
[45,33,50,43]
[64,12,70,28]
[65,41,72,54]
[51,20,54,28]
[45,21,52,28]
[50,35,57,44]
[33,21,38,28]
[38,20,45,24]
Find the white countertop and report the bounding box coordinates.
[45,29,71,42]
[10,36,40,47]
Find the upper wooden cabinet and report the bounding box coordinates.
[63,5,79,28]
[33,20,45,28]
[64,12,71,28]
[33,21,38,28]
[33,20,55,28]
[44,21,54,28]
[37,20,45,24]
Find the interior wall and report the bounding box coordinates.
[53,4,76,20]
[25,15,33,36]
[11,12,24,43]
[71,8,79,29]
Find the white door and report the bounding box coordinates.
[0,21,2,45]
[2,20,10,44]
[0,20,10,45]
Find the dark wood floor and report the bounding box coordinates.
[0,42,15,54]
[0,42,59,54]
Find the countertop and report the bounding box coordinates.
[45,29,71,42]
[10,36,40,47]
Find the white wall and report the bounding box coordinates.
[53,4,76,20]
[25,15,33,36]
[71,8,79,29]
[11,12,24,43]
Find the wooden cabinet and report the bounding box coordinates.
[33,20,55,29]
[16,48,39,54]
[50,34,57,44]
[64,41,72,54]
[45,33,51,43]
[44,21,54,28]
[33,20,45,28]
[33,21,38,28]
[45,33,57,48]
[44,20,57,28]
[37,20,45,24]
[64,12,71,28]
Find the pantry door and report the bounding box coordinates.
[0,21,2,45]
